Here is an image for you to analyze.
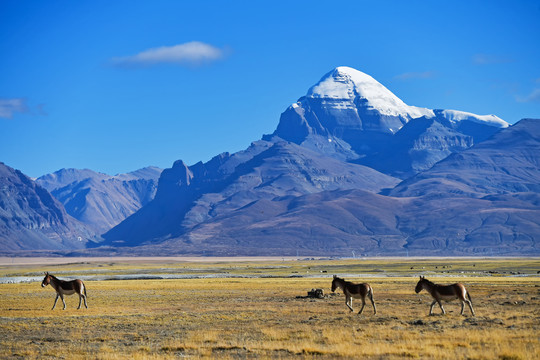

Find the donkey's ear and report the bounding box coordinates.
[333,275,337,279]
[420,275,424,279]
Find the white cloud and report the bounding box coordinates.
[516,88,540,103]
[394,71,436,80]
[111,41,226,68]
[0,98,28,119]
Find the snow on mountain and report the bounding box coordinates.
[435,109,508,128]
[305,66,509,129]
[272,66,510,177]
[307,66,434,119]
[275,66,508,146]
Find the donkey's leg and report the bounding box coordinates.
[78,295,82,310]
[52,294,59,310]
[60,294,66,310]
[369,292,377,314]
[83,294,88,309]
[465,300,475,316]
[358,297,366,315]
[429,300,437,315]
[460,301,465,315]
[438,300,446,315]
[346,296,354,312]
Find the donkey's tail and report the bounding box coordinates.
[84,284,87,298]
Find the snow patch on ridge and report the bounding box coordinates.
[438,109,508,128]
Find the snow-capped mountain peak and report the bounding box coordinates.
[273,66,509,163]
[307,66,433,118]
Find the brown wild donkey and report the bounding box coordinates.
[331,275,376,315]
[41,272,88,310]
[415,276,475,316]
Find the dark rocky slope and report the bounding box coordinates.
[0,162,91,251]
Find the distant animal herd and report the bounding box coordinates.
[41,272,476,316]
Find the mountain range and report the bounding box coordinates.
[0,162,91,252]
[1,66,538,256]
[36,167,162,234]
[272,67,507,178]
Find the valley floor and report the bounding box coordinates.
[0,258,538,359]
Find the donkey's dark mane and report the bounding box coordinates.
[335,276,362,288]
[335,277,355,288]
[334,276,351,284]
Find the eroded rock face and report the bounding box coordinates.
[390,118,540,198]
[36,166,162,234]
[0,162,91,251]
[102,140,401,247]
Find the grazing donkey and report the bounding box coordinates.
[41,272,88,310]
[415,276,475,316]
[331,275,376,315]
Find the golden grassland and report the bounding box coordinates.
[0,258,538,359]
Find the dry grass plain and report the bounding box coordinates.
[0,258,538,359]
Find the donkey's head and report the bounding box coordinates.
[331,275,341,292]
[41,272,51,288]
[415,275,428,293]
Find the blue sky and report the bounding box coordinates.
[1,1,539,178]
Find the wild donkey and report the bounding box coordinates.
[415,276,475,316]
[331,275,376,315]
[41,272,88,310]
